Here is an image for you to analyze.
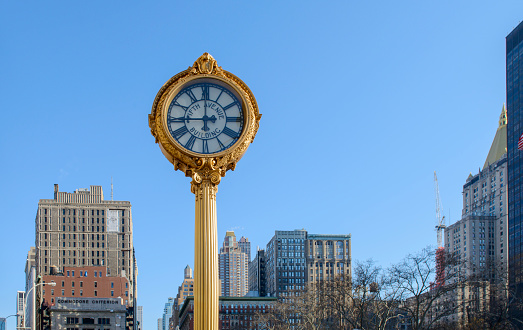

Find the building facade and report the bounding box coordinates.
[171,265,194,327]
[265,229,352,298]
[35,185,135,300]
[265,229,307,297]
[41,266,131,306]
[306,234,352,283]
[16,291,25,330]
[507,20,523,296]
[219,231,249,297]
[238,236,251,261]
[248,249,266,297]
[160,297,174,330]
[445,107,508,283]
[24,247,36,329]
[136,306,143,330]
[48,297,126,330]
[178,296,277,330]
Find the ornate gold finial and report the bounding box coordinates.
[499,103,507,127]
[191,52,221,75]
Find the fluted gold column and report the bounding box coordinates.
[191,170,220,330]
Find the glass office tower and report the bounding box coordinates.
[507,21,523,294]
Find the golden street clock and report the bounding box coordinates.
[149,53,261,176]
[167,79,244,154]
[149,53,261,330]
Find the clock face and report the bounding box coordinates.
[166,80,244,155]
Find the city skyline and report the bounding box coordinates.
[1,2,523,330]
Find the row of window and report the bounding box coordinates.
[65,317,110,325]
[48,288,128,297]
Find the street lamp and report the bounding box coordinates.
[22,280,56,330]
[0,315,17,330]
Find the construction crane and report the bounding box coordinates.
[434,171,446,287]
[434,171,446,248]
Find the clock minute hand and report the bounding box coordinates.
[171,116,207,122]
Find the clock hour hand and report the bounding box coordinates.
[201,115,216,132]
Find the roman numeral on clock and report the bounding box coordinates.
[226,116,241,123]
[202,140,209,154]
[223,102,237,111]
[168,116,185,123]
[201,86,209,100]
[172,100,188,111]
[185,135,196,150]
[172,126,188,139]
[186,89,198,103]
[216,137,226,150]
[222,127,239,138]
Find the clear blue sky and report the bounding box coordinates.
[1,1,522,329]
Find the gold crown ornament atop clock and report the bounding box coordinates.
[149,53,261,178]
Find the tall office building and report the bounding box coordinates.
[219,231,249,297]
[507,21,523,294]
[24,247,36,329]
[238,236,251,261]
[136,306,143,330]
[175,265,194,309]
[159,297,174,330]
[248,249,266,297]
[445,107,508,282]
[265,229,352,298]
[171,265,195,329]
[265,229,308,297]
[34,184,135,299]
[16,291,24,330]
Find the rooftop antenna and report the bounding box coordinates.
[111,177,113,201]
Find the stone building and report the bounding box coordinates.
[35,184,135,299]
[306,234,352,283]
[445,106,508,282]
[178,296,277,330]
[48,297,126,330]
[41,266,131,306]
[265,229,352,298]
[219,231,249,297]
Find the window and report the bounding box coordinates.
[94,281,98,288]
[83,318,95,324]
[98,318,110,325]
[66,317,79,324]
